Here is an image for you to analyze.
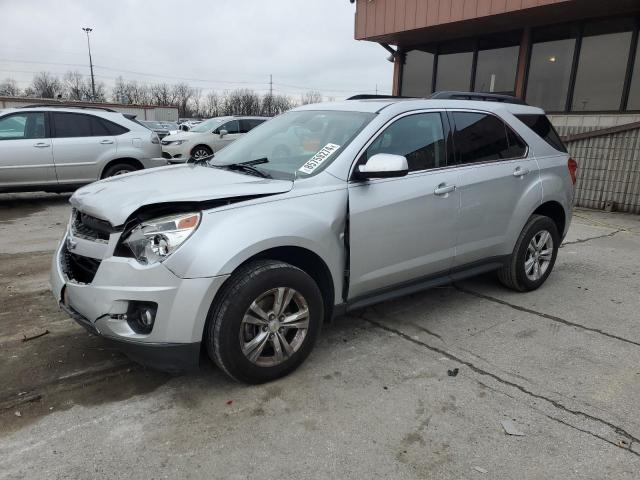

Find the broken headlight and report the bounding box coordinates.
[121,212,201,265]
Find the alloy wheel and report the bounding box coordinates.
[239,287,310,367]
[524,229,554,281]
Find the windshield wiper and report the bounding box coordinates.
[216,158,272,178]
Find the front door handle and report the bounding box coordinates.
[33,142,50,148]
[434,183,456,196]
[513,167,530,177]
[100,139,114,144]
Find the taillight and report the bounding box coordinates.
[568,158,577,185]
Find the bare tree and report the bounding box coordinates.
[150,83,176,106]
[172,82,198,116]
[261,93,294,116]
[202,91,222,117]
[0,78,20,96]
[30,72,62,98]
[64,71,90,100]
[301,90,322,105]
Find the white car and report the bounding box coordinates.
[161,116,267,163]
[0,105,164,193]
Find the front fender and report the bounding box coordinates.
[163,188,348,303]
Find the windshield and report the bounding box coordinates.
[209,110,374,179]
[190,117,225,133]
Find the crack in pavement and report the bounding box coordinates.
[560,229,622,247]
[453,285,640,348]
[355,313,640,457]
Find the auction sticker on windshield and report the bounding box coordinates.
[298,143,341,174]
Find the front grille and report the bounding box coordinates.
[162,151,172,159]
[61,246,101,284]
[71,209,113,242]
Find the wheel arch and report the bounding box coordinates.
[532,201,566,238]
[190,144,213,156]
[100,158,144,179]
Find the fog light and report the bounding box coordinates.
[126,301,157,334]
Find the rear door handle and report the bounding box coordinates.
[33,142,50,148]
[513,167,530,177]
[100,139,114,144]
[434,183,456,196]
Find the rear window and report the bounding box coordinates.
[516,114,567,153]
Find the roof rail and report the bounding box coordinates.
[20,104,117,112]
[346,94,412,100]
[430,91,527,105]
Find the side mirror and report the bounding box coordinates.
[356,153,409,179]
[219,129,228,138]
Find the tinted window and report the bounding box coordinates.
[0,112,46,140]
[215,120,239,134]
[401,49,435,97]
[102,119,128,135]
[506,127,527,158]
[435,51,473,91]
[452,112,515,164]
[53,113,92,137]
[516,114,567,153]
[474,46,519,94]
[572,20,634,111]
[239,119,264,133]
[627,44,640,111]
[364,113,445,172]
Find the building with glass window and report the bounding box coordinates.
[353,0,640,213]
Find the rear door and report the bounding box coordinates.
[449,110,540,267]
[240,118,265,134]
[212,120,240,152]
[348,111,459,299]
[51,112,116,184]
[0,111,57,189]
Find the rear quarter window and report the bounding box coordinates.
[516,114,567,153]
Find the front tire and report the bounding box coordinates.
[191,145,212,160]
[498,215,559,292]
[205,260,323,384]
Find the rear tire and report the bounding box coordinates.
[102,162,138,178]
[497,215,559,292]
[205,260,323,384]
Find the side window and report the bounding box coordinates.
[216,120,239,134]
[0,112,46,140]
[102,119,128,136]
[364,113,446,172]
[88,115,111,136]
[452,112,515,164]
[53,113,92,138]
[515,114,567,153]
[505,127,527,158]
[240,119,264,133]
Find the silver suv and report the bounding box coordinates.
[51,94,576,383]
[0,105,164,192]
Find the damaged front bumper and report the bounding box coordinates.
[50,232,229,372]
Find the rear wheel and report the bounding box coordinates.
[498,215,559,292]
[102,162,138,178]
[205,260,323,384]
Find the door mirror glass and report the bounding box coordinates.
[357,153,409,179]
[219,129,228,138]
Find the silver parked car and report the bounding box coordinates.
[0,105,164,192]
[51,94,576,383]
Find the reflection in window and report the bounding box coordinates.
[401,49,435,97]
[526,27,576,111]
[452,112,515,164]
[435,51,473,92]
[474,46,519,94]
[365,113,445,172]
[572,20,634,111]
[627,45,640,111]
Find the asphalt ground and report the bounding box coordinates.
[1,192,639,479]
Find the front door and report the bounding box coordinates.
[212,120,241,152]
[0,111,56,189]
[348,111,459,300]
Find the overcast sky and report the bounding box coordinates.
[0,0,393,100]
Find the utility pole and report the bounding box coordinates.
[269,74,273,97]
[82,27,96,101]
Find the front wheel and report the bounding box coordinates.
[205,260,323,384]
[191,145,212,160]
[497,215,559,292]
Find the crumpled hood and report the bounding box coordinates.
[70,164,293,226]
